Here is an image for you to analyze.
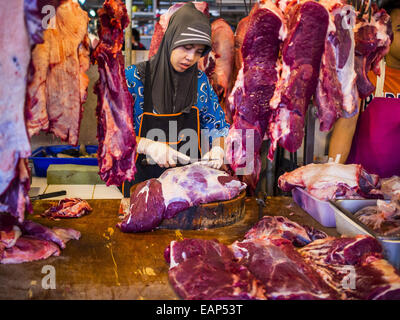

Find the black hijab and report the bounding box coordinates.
[137,2,211,114]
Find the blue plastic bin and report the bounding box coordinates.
[29,145,98,177]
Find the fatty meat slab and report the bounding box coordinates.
[92,0,137,186]
[278,163,382,200]
[117,164,246,233]
[25,0,90,145]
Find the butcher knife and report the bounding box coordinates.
[30,190,67,200]
[140,158,219,166]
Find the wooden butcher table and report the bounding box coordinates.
[0,196,339,300]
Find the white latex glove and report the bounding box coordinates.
[199,146,225,169]
[137,138,190,168]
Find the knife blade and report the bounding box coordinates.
[30,190,67,200]
[140,158,219,166]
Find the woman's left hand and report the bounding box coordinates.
[199,146,225,170]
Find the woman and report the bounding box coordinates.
[124,2,229,196]
[329,2,400,178]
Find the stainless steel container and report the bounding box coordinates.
[329,200,400,270]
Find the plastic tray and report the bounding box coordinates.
[29,145,98,177]
[329,200,400,270]
[292,187,336,227]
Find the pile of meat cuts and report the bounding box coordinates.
[224,0,392,189]
[117,164,246,233]
[278,162,383,200]
[165,215,400,300]
[92,0,137,186]
[41,198,92,219]
[0,213,80,264]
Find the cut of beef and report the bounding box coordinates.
[25,0,90,145]
[198,18,234,119]
[225,0,286,190]
[0,236,60,264]
[20,220,81,249]
[165,239,267,300]
[230,238,338,299]
[354,5,393,99]
[117,164,246,232]
[244,215,327,247]
[299,236,400,300]
[0,0,38,223]
[92,0,137,186]
[41,198,92,219]
[315,0,359,131]
[278,163,382,200]
[0,214,21,249]
[148,2,209,58]
[267,0,330,160]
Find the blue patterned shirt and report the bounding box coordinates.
[125,64,229,143]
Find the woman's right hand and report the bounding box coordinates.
[137,138,190,168]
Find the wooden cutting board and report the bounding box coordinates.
[129,184,246,230]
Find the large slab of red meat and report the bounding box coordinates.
[198,18,234,119]
[354,5,392,99]
[267,0,330,160]
[165,239,267,300]
[225,0,286,190]
[0,0,41,223]
[299,235,400,299]
[117,164,246,233]
[25,0,90,146]
[148,2,210,58]
[315,0,359,131]
[231,238,339,299]
[278,163,382,200]
[92,0,137,186]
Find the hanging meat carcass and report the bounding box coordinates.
[267,0,330,160]
[354,4,393,99]
[25,0,90,146]
[225,0,286,191]
[0,0,48,223]
[198,18,235,121]
[314,0,359,131]
[92,0,137,186]
[148,1,210,58]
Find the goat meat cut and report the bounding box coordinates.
[92,0,137,186]
[165,238,267,300]
[267,0,329,160]
[117,164,246,232]
[278,163,382,200]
